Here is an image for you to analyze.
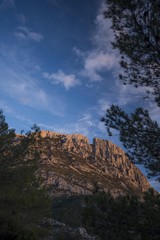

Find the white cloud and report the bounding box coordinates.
[14,32,26,40]
[73,2,119,82]
[97,98,111,113]
[44,70,80,90]
[73,46,85,57]
[114,80,151,106]
[78,113,94,127]
[93,2,114,52]
[145,102,160,124]
[82,52,117,81]
[15,26,44,42]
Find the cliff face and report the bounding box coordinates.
[38,130,150,197]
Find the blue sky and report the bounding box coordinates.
[0,0,160,189]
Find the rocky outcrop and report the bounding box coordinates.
[92,138,149,192]
[41,218,96,240]
[38,130,151,197]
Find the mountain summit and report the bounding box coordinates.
[37,130,150,197]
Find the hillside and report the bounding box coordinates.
[1,129,155,240]
[37,130,150,198]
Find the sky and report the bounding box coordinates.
[0,0,160,190]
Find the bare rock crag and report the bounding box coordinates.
[38,130,150,197]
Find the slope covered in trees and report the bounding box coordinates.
[82,189,160,240]
[0,110,51,240]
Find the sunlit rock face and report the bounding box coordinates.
[38,130,150,198]
[92,138,150,191]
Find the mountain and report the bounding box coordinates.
[37,130,150,198]
[10,130,153,239]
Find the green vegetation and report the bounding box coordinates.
[52,196,84,227]
[0,109,159,240]
[104,0,160,106]
[82,189,160,240]
[103,0,160,179]
[0,110,51,239]
[102,106,160,178]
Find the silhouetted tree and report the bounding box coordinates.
[82,190,160,240]
[102,0,160,179]
[0,110,51,240]
[101,105,160,179]
[104,0,160,106]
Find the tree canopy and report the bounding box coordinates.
[101,105,160,179]
[82,189,160,240]
[104,0,160,106]
[102,0,160,179]
[0,110,51,240]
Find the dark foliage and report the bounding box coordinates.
[101,105,160,179]
[0,110,51,240]
[104,0,160,106]
[82,189,160,240]
[52,196,84,227]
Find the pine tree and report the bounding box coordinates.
[101,105,160,179]
[102,0,160,179]
[0,110,51,240]
[104,0,160,106]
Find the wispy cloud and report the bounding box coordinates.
[114,80,152,107]
[52,112,96,140]
[0,0,15,10]
[16,13,27,24]
[97,98,111,113]
[1,66,48,109]
[0,100,13,114]
[93,2,114,52]
[15,26,44,42]
[37,111,99,142]
[0,44,66,117]
[145,102,160,124]
[47,0,62,8]
[73,3,119,82]
[44,70,80,90]
[73,47,85,57]
[0,100,36,130]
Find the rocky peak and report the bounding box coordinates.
[38,130,151,197]
[92,137,149,192]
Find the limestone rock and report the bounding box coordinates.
[38,130,151,197]
[42,218,96,240]
[92,137,150,192]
